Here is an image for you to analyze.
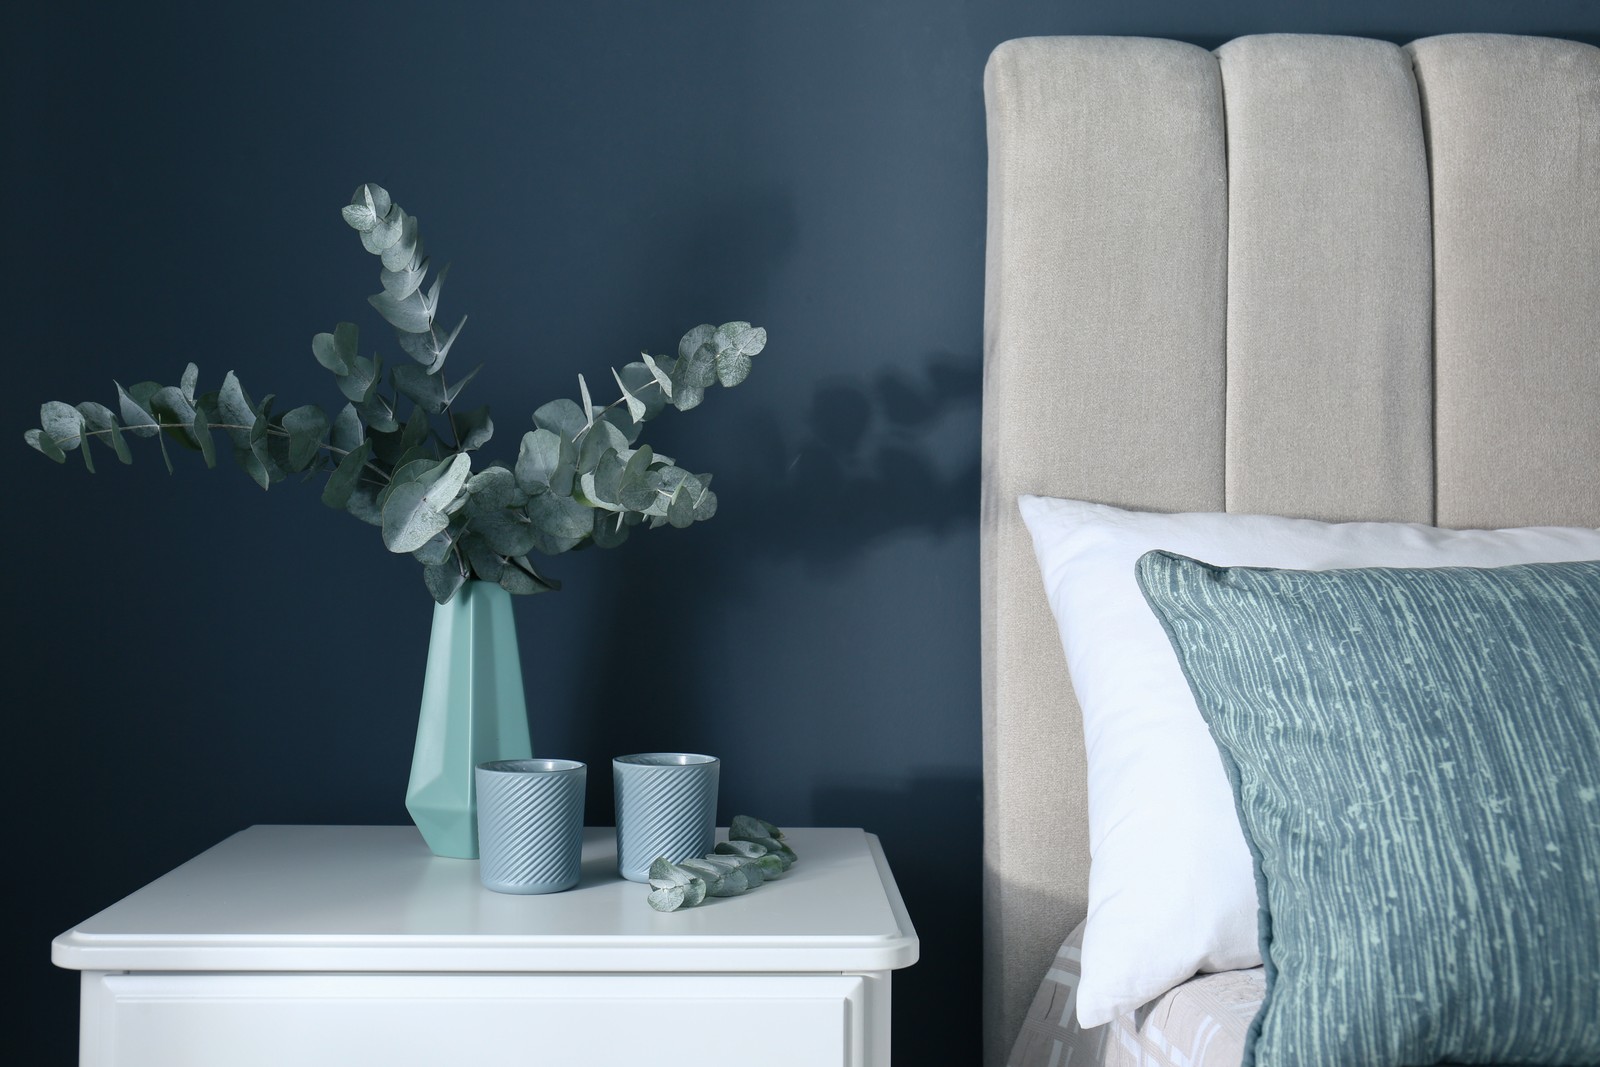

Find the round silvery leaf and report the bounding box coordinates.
[113,382,157,438]
[458,534,504,583]
[526,492,593,555]
[393,363,447,413]
[379,212,420,271]
[369,288,431,334]
[473,507,539,557]
[532,398,586,441]
[40,401,84,451]
[339,355,380,404]
[321,439,372,510]
[422,561,467,604]
[381,479,450,554]
[463,466,518,515]
[647,885,686,913]
[677,324,715,362]
[497,557,555,595]
[456,405,493,452]
[361,204,405,254]
[342,183,391,232]
[281,405,329,472]
[330,404,363,455]
[516,428,575,496]
[25,428,65,462]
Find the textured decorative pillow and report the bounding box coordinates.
[1136,552,1600,1067]
[1016,494,1600,1026]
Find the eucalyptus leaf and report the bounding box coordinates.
[40,401,84,451]
[233,445,270,490]
[455,405,493,451]
[369,287,431,333]
[281,405,329,472]
[532,398,587,440]
[421,262,449,320]
[25,428,66,462]
[115,381,159,438]
[393,362,447,413]
[497,558,554,595]
[361,204,405,254]
[381,479,450,553]
[577,418,629,475]
[463,466,518,515]
[339,355,380,403]
[399,404,431,451]
[321,439,372,510]
[331,403,363,455]
[411,530,455,566]
[180,363,200,405]
[190,399,218,469]
[399,316,465,373]
[380,259,429,300]
[730,815,785,842]
[678,324,715,363]
[216,372,256,447]
[150,386,198,450]
[647,885,687,913]
[526,491,593,554]
[77,402,131,464]
[380,212,420,271]
[341,183,391,232]
[358,389,400,433]
[680,337,719,390]
[642,353,674,399]
[345,479,384,525]
[443,360,482,405]
[599,405,644,446]
[473,506,538,557]
[423,560,467,604]
[612,367,646,424]
[577,372,594,425]
[515,428,575,496]
[459,534,505,583]
[667,484,695,529]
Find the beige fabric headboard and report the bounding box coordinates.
[980,32,1600,1067]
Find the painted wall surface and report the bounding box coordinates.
[6,2,1597,1062]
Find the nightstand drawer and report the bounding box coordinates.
[83,972,867,1066]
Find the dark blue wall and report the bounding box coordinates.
[7,3,1597,1063]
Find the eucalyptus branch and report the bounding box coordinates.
[26,182,767,605]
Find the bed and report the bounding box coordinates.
[980,32,1600,1067]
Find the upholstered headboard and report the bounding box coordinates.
[980,32,1600,1067]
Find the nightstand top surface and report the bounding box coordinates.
[53,825,919,973]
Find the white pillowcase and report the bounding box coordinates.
[1017,494,1600,1027]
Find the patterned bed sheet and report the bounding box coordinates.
[1007,921,1265,1067]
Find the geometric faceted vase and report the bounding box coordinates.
[405,581,532,859]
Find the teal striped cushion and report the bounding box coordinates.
[1136,553,1600,1067]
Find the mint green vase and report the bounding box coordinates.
[406,581,532,859]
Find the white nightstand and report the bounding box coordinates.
[54,825,919,1066]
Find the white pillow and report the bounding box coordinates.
[1017,495,1600,1027]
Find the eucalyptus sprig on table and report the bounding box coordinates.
[24,183,767,605]
[647,816,798,912]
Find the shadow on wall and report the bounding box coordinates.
[815,768,984,1065]
[755,352,982,560]
[559,351,983,793]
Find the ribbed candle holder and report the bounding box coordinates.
[475,759,586,894]
[612,753,720,882]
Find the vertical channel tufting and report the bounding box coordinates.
[981,36,1227,1067]
[1410,34,1600,530]
[1218,35,1435,523]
